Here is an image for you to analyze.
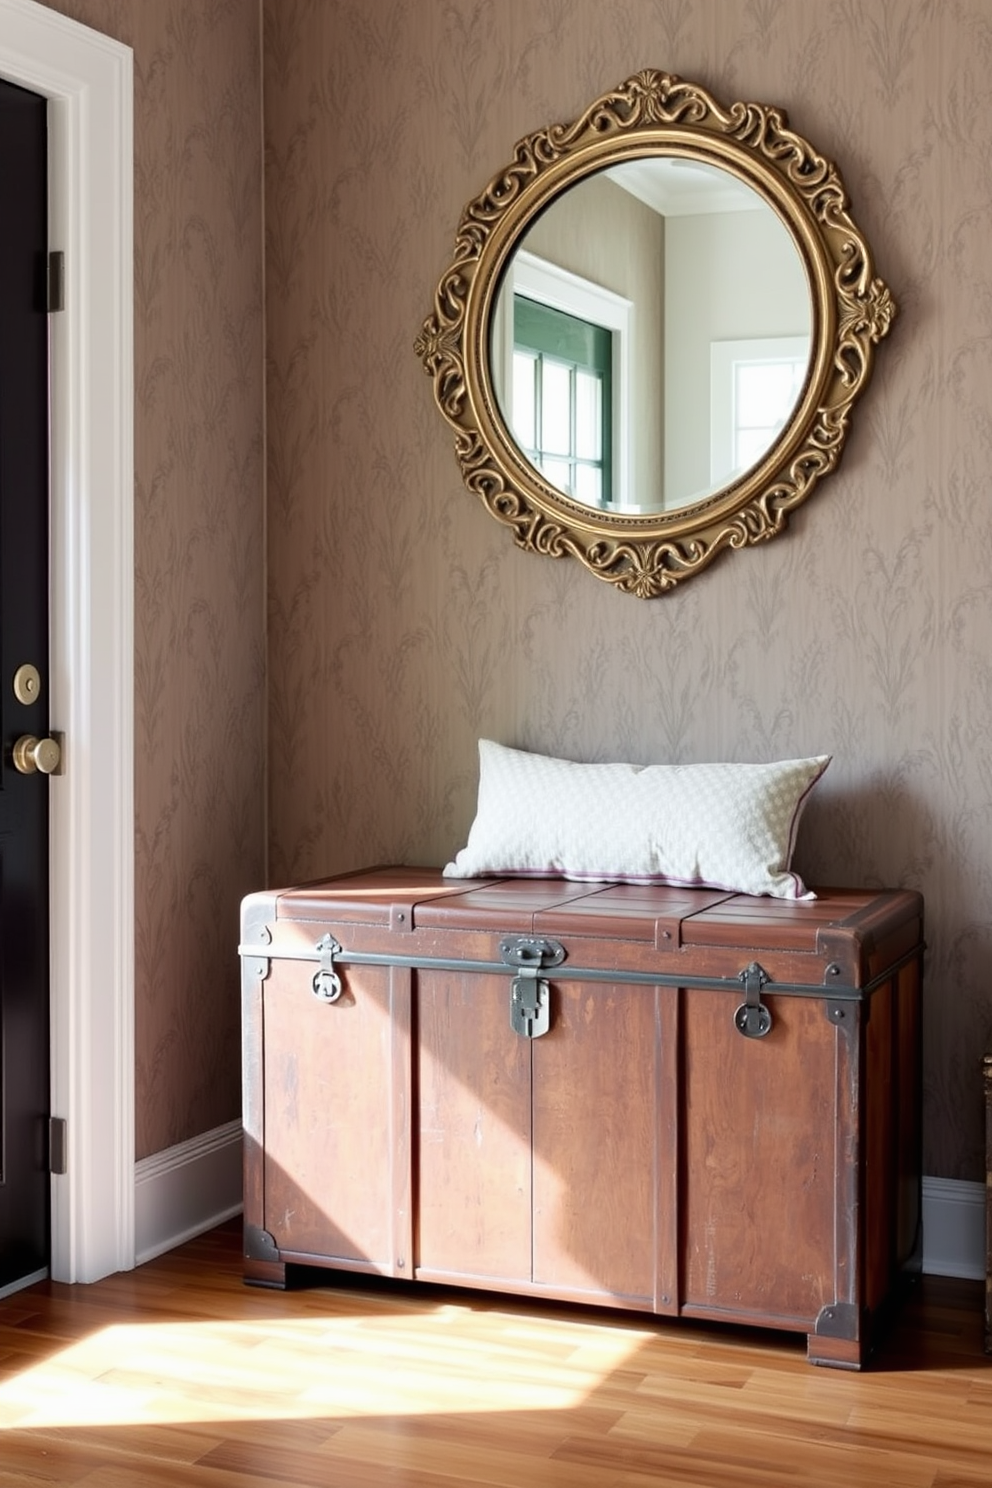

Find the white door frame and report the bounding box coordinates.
[0,0,134,1283]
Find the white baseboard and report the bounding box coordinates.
[134,1119,243,1266]
[922,1176,985,1280]
[130,1139,984,1284]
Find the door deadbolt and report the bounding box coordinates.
[12,664,41,705]
[12,734,61,775]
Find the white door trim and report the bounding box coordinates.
[0,0,134,1283]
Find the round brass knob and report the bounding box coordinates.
[12,734,61,775]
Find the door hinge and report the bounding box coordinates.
[49,1117,67,1175]
[47,251,65,313]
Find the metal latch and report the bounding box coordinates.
[734,960,772,1039]
[312,933,344,1002]
[500,935,566,1040]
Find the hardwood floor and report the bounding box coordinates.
[0,1220,988,1486]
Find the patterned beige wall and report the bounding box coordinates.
[29,0,992,1186]
[264,0,992,1183]
[40,0,266,1159]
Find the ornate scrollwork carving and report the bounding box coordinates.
[415,70,896,596]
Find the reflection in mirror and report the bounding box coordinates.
[491,159,811,513]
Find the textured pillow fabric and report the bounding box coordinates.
[443,740,829,899]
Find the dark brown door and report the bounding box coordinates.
[0,77,51,1294]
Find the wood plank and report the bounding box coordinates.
[531,980,659,1303]
[260,960,398,1269]
[415,969,531,1282]
[681,990,840,1325]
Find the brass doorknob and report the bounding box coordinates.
[12,734,61,775]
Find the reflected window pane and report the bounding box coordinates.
[575,371,602,460]
[736,361,795,426]
[541,360,572,456]
[541,456,572,493]
[574,463,602,504]
[512,351,536,449]
[730,350,807,473]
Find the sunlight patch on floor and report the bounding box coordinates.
[0,1305,647,1429]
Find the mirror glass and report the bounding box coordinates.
[490,159,812,513]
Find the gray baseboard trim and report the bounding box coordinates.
[922,1175,985,1280]
[134,1119,243,1266]
[0,1266,48,1302]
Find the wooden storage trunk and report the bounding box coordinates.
[240,867,923,1369]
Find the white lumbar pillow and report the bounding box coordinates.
[443,740,830,899]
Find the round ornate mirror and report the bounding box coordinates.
[416,71,896,597]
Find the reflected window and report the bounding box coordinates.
[733,356,807,471]
[710,336,810,487]
[512,297,611,506]
[491,250,632,508]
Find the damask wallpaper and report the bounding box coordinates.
[28,0,992,1187]
[38,0,266,1159]
[263,0,992,1185]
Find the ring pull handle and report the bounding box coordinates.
[734,961,772,1039]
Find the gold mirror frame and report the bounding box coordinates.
[415,70,896,597]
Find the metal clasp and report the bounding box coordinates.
[734,960,772,1039]
[500,936,565,1040]
[312,933,344,1003]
